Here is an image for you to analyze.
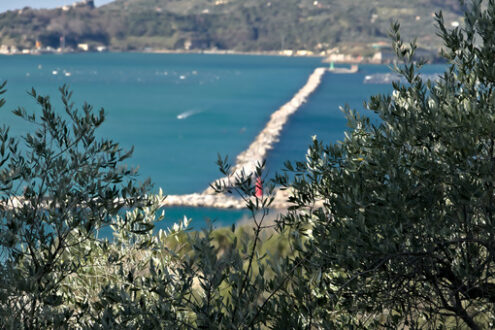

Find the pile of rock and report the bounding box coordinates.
[161,188,319,210]
[205,67,327,194]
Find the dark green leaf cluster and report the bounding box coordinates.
[275,0,495,328]
[0,84,151,328]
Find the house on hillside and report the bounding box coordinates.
[72,0,95,9]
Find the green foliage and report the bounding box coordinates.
[0,84,151,327]
[0,97,290,327]
[52,161,292,329]
[276,0,495,328]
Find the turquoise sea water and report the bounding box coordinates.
[0,53,443,229]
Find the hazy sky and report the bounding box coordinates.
[0,0,114,13]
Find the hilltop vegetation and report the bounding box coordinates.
[0,0,463,54]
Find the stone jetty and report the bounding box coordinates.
[162,67,328,209]
[206,67,327,194]
[161,189,295,210]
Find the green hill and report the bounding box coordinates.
[0,0,464,56]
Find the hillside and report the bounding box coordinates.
[0,0,464,58]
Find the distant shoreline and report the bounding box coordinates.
[141,49,324,58]
[0,48,324,59]
[0,47,445,64]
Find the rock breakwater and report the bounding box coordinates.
[229,67,327,182]
[160,189,295,209]
[165,67,328,209]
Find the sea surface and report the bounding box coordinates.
[0,53,444,230]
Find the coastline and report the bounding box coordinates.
[142,48,325,59]
[0,46,445,64]
[0,47,442,64]
[0,48,325,60]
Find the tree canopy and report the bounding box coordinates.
[277,0,495,327]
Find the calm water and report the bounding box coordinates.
[0,53,443,229]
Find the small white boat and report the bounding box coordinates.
[328,63,359,74]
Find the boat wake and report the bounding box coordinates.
[177,109,201,120]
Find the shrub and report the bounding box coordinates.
[0,85,151,327]
[276,0,495,328]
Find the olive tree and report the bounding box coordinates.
[0,83,289,328]
[276,0,495,328]
[0,84,151,328]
